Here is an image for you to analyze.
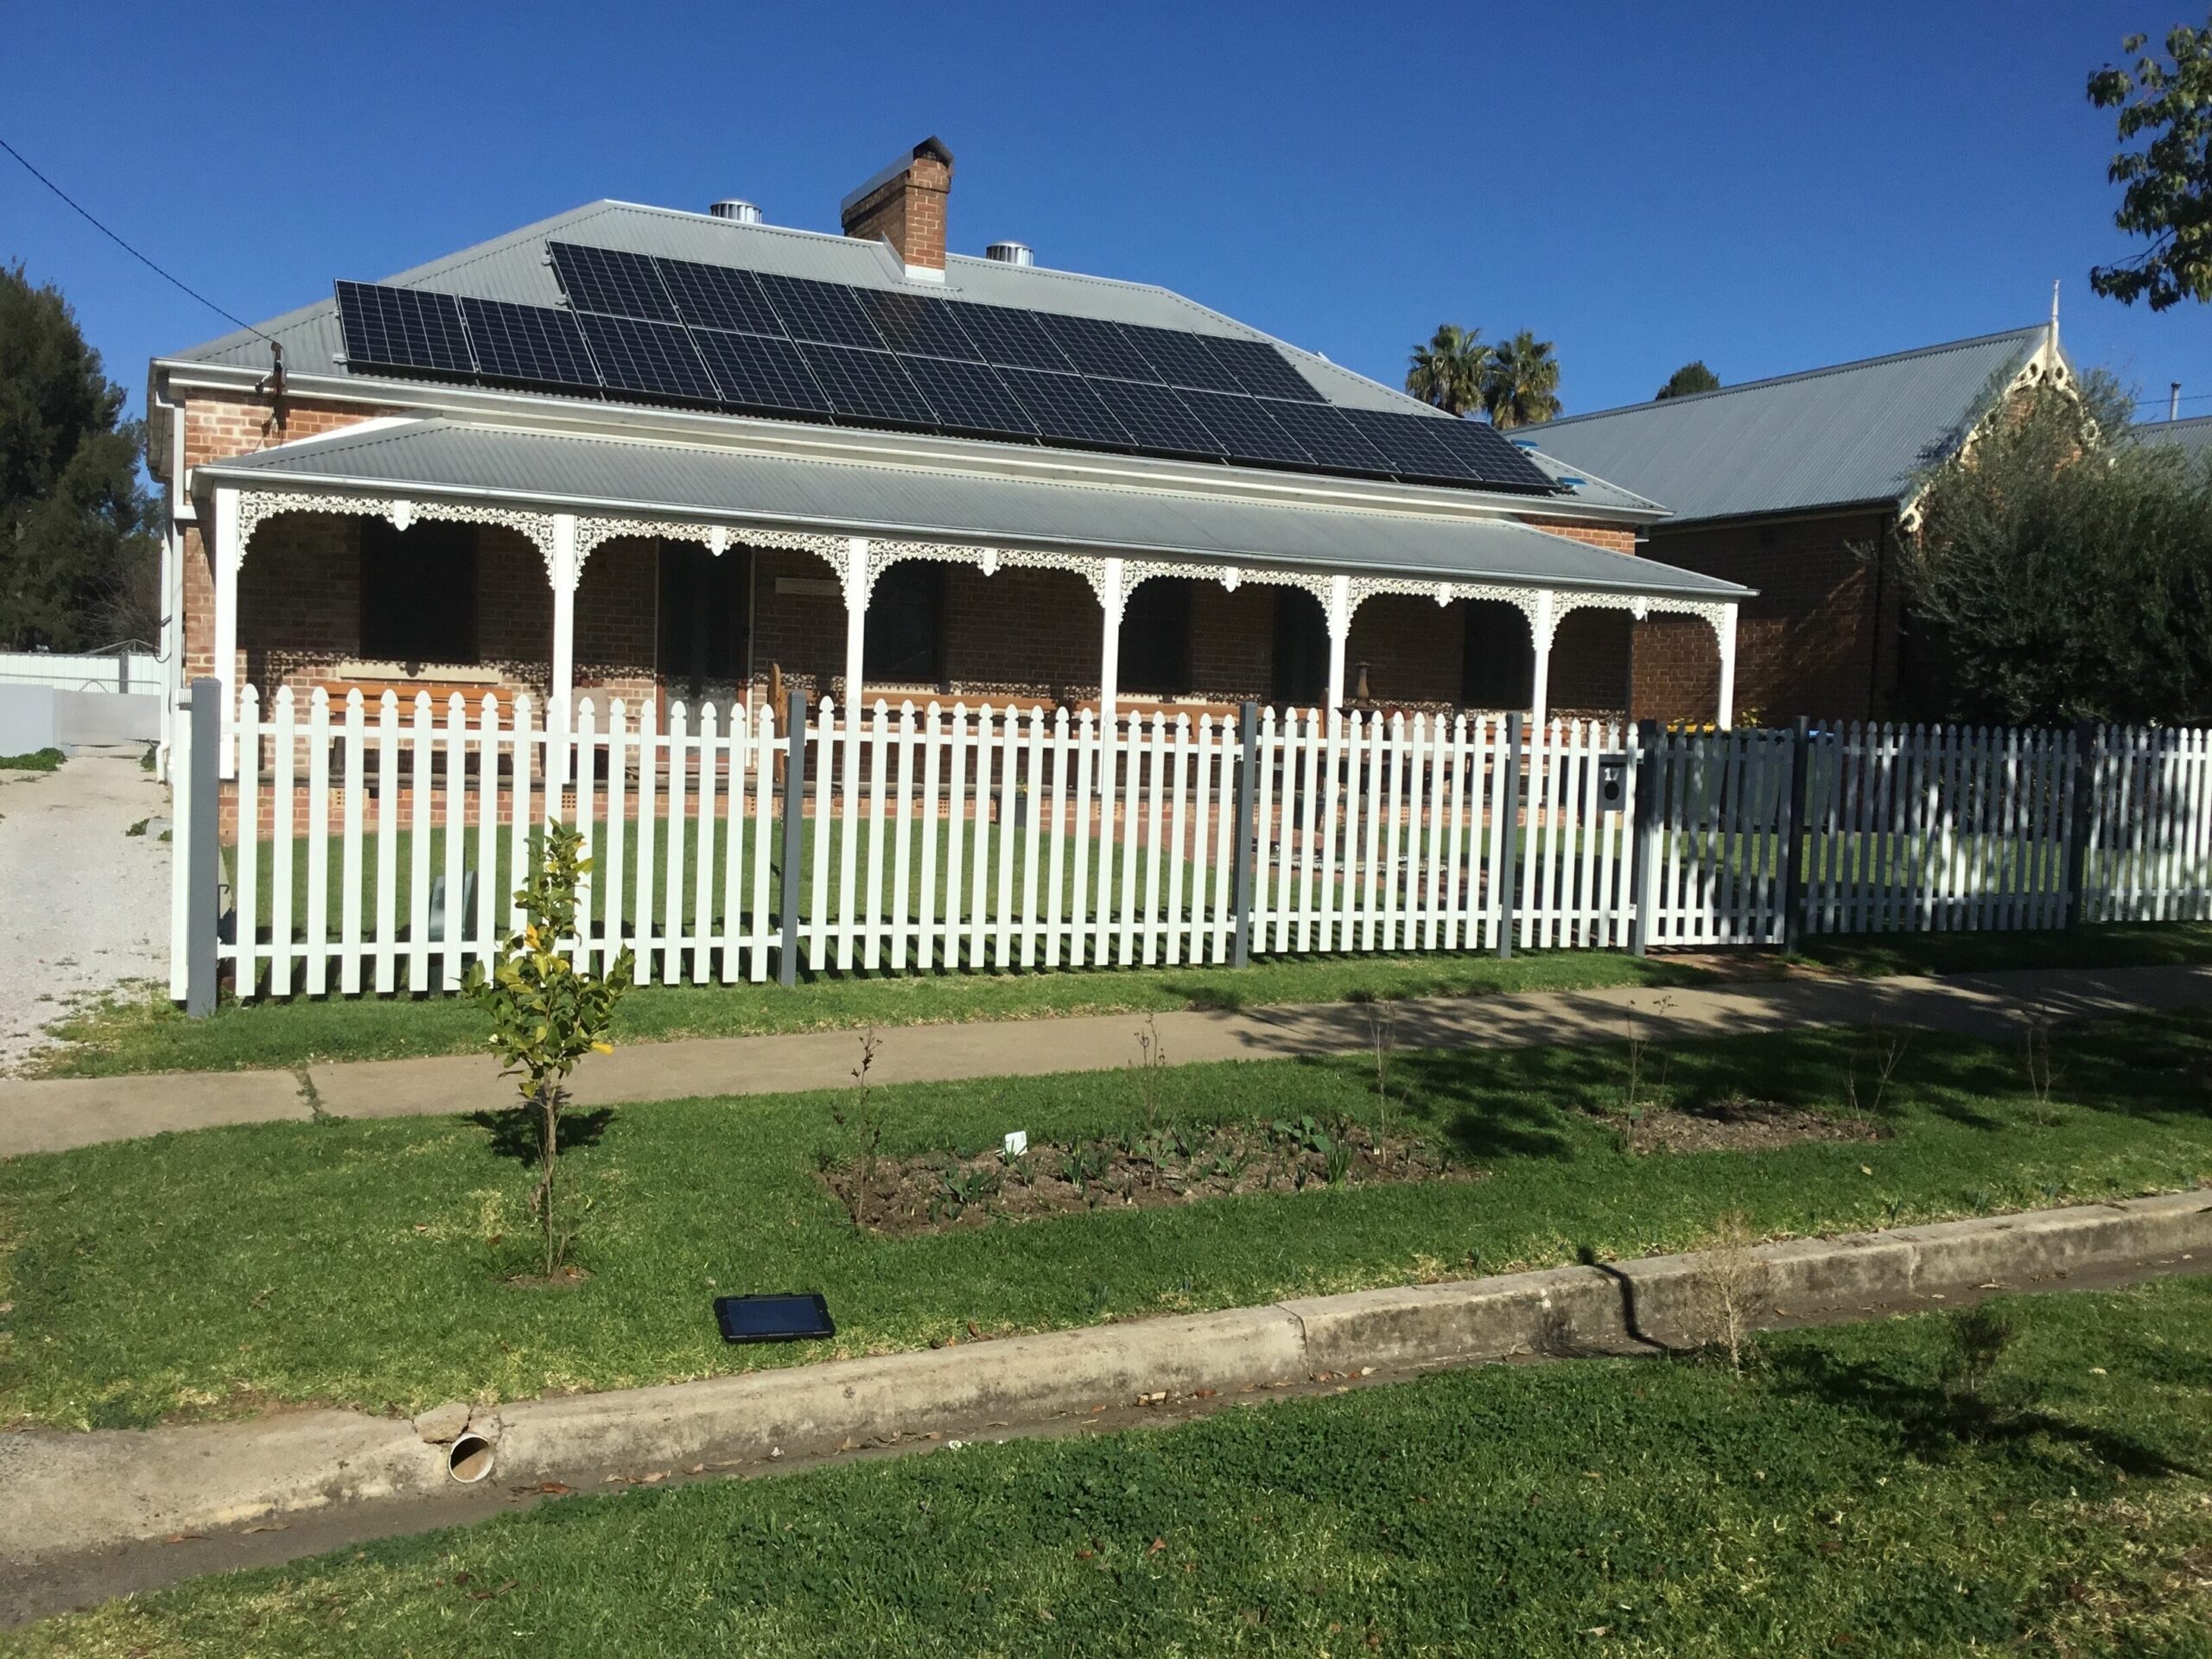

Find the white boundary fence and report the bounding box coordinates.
[168,684,2212,1007]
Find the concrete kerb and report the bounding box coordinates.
[3,1192,2207,1570]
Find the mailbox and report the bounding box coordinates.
[1597,753,1630,811]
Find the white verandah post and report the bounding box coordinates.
[1325,573,1351,712]
[211,486,240,779]
[1096,556,1124,728]
[1528,588,1556,735]
[549,512,579,791]
[841,536,869,717]
[1715,602,1739,730]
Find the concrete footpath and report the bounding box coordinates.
[3,961,2209,1157]
[3,1191,2207,1623]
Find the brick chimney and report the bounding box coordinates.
[840,137,954,279]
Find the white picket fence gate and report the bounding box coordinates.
[168,688,2212,1003]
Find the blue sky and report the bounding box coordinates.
[4,0,2206,424]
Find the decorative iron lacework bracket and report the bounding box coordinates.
[1114,558,1334,622]
[1548,591,1732,645]
[233,490,558,574]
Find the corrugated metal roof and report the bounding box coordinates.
[169,199,1421,413]
[1515,327,2053,524]
[2129,413,2212,464]
[199,418,1745,600]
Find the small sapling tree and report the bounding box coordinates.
[465,821,633,1277]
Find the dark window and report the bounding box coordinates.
[359,518,477,665]
[1271,588,1329,707]
[656,541,752,696]
[1461,599,1534,707]
[864,561,945,686]
[1118,576,1194,696]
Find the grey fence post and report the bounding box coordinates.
[777,689,809,987]
[2063,718,2098,933]
[1496,711,1522,959]
[186,678,221,1019]
[1628,719,1662,957]
[1230,700,1260,969]
[1779,716,1812,955]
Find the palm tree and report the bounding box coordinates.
[1405,325,1490,416]
[1482,331,1562,429]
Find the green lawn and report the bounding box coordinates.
[11,1276,2210,1656]
[1793,920,2212,979]
[4,1011,2209,1431]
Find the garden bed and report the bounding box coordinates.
[820,1116,1473,1236]
[1619,1096,1891,1155]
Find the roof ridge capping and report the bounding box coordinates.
[1528,323,2050,429]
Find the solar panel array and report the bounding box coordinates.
[332,246,1562,494]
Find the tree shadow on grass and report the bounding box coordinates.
[467,1103,618,1166]
[1382,1047,1604,1162]
[1758,1344,2200,1481]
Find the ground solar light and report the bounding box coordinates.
[715,1292,836,1344]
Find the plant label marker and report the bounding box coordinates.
[1003,1131,1028,1158]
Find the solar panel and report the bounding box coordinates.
[549,244,678,322]
[1421,416,1560,493]
[898,356,1038,437]
[755,274,886,349]
[458,297,598,389]
[1000,367,1134,446]
[1204,337,1324,402]
[1177,390,1313,467]
[1088,378,1224,457]
[336,282,474,375]
[1038,314,1160,383]
[574,314,719,402]
[1343,408,1486,482]
[1122,324,1244,393]
[334,248,1566,497]
[796,343,936,425]
[951,304,1073,372]
[656,258,785,336]
[1257,399,1396,474]
[691,329,830,415]
[856,291,982,361]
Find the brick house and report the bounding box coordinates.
[1518,324,2073,723]
[145,138,1747,780]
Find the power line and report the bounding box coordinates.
[0,133,271,342]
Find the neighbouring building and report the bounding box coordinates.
[1518,324,2074,723]
[145,137,1749,785]
[2133,410,2212,466]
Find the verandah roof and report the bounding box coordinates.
[197,418,1747,601]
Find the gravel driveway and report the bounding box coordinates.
[0,747,170,1071]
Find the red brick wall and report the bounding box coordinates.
[574,536,657,707]
[1345,594,1461,707]
[1629,615,1720,724]
[1525,518,1638,556]
[1637,509,1898,723]
[181,391,395,687]
[1550,607,1631,714]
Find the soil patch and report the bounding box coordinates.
[1622,1096,1889,1155]
[823,1117,1475,1237]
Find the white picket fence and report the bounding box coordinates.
[169,690,2212,1002]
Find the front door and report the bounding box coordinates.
[656,540,753,712]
